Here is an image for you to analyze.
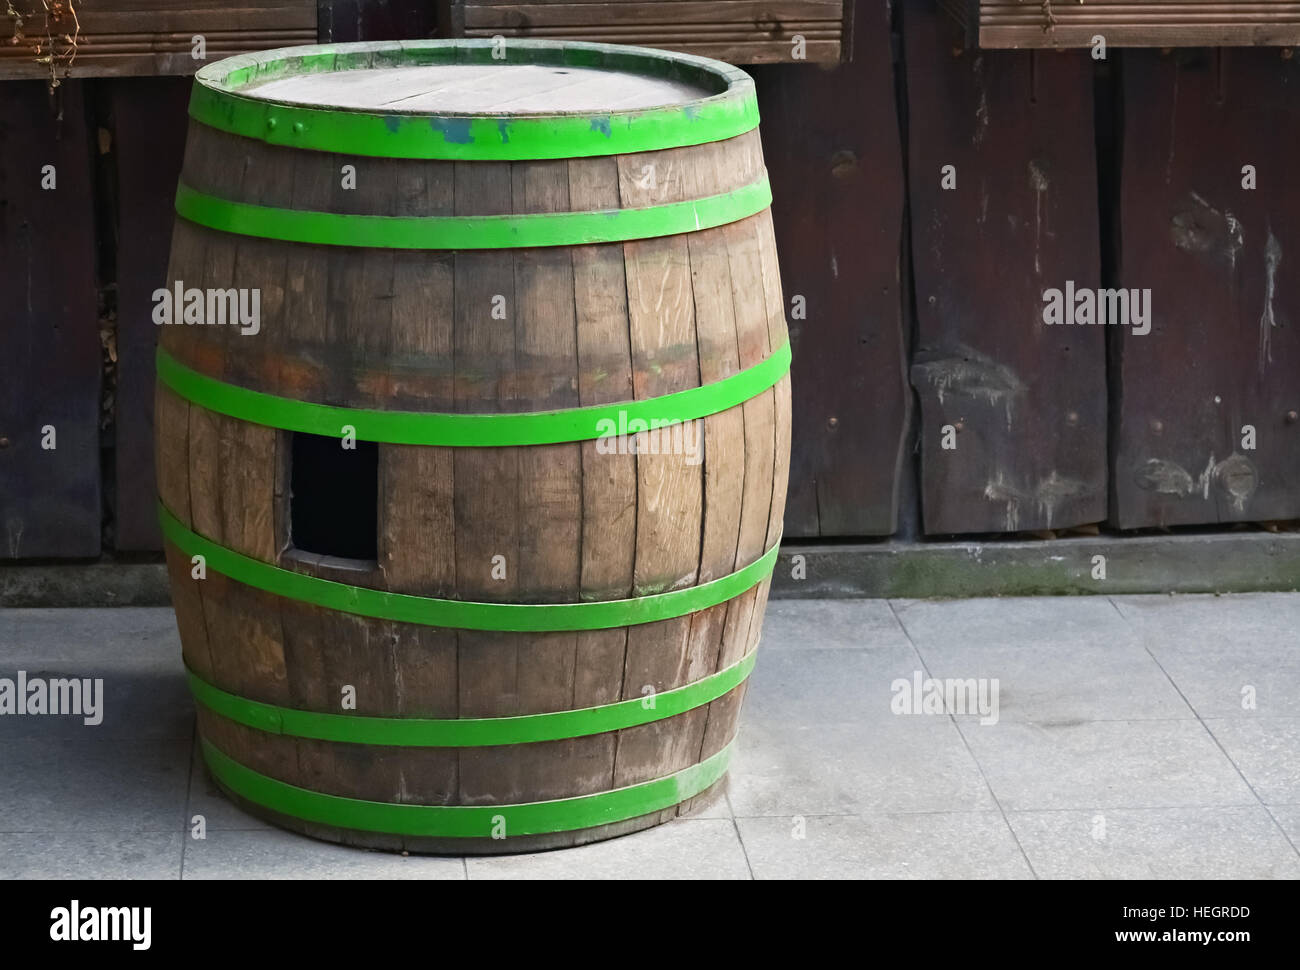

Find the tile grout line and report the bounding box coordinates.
[942,715,1221,725]
[179,714,197,881]
[1105,595,1300,862]
[724,802,1286,820]
[724,789,756,880]
[886,599,1041,880]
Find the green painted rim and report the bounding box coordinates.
[190,39,759,160]
[156,343,790,446]
[174,177,771,249]
[160,504,779,632]
[189,651,754,748]
[202,736,733,838]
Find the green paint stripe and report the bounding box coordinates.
[160,505,779,632]
[202,736,733,838]
[156,343,790,446]
[189,84,759,162]
[189,651,754,747]
[174,179,771,249]
[190,39,758,160]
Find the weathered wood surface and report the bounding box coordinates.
[943,0,1300,49]
[252,63,712,110]
[451,0,846,63]
[905,1,1107,535]
[160,50,789,850]
[112,77,192,551]
[1112,48,1300,529]
[0,0,315,79]
[749,0,908,537]
[320,0,440,42]
[0,81,102,559]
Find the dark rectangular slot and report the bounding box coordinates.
[289,431,378,561]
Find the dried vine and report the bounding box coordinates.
[5,0,80,89]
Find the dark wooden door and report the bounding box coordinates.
[904,0,1108,535]
[1113,49,1300,528]
[750,0,910,537]
[0,81,102,558]
[111,77,193,550]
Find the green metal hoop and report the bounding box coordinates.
[174,177,771,249]
[160,505,779,633]
[156,343,790,447]
[189,650,755,748]
[203,736,734,838]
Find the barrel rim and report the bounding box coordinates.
[190,39,760,160]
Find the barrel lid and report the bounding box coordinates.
[190,39,759,161]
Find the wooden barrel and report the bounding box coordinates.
[155,39,791,853]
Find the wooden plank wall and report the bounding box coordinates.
[0,0,316,79]
[1112,48,1300,528]
[451,0,846,63]
[6,1,1300,558]
[750,0,909,537]
[904,0,1109,535]
[320,0,441,41]
[943,1,1300,50]
[0,82,103,559]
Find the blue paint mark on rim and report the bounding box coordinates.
[431,117,475,144]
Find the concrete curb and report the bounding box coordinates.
[1,563,173,608]
[2,532,1298,607]
[772,532,1300,598]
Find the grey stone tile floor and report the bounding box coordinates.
[1,595,1298,879]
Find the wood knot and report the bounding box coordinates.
[829,150,858,179]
